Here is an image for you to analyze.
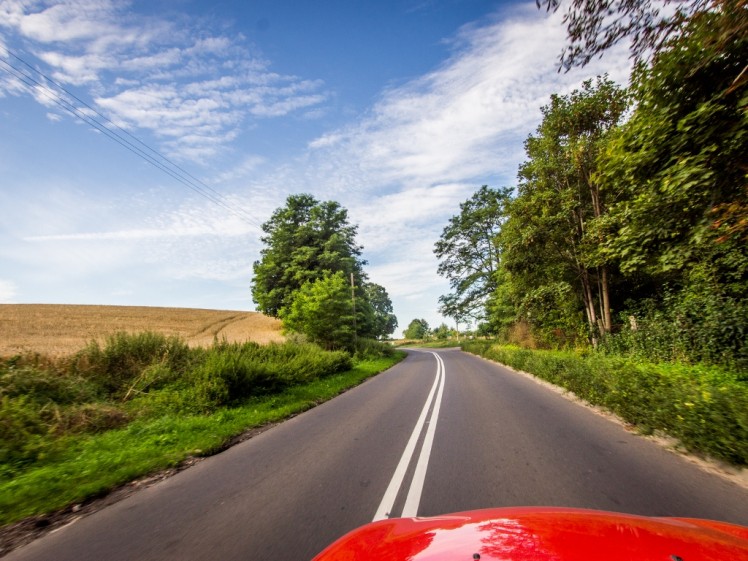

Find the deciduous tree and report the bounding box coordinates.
[434,185,511,321]
[281,272,355,350]
[363,283,398,340]
[403,318,430,340]
[251,194,366,317]
[502,77,628,338]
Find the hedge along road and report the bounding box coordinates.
[6,349,748,561]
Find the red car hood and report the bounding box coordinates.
[312,507,748,561]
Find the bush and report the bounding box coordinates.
[72,332,192,398]
[1,359,99,405]
[352,338,397,360]
[0,396,54,468]
[463,342,748,465]
[600,277,748,375]
[189,341,352,409]
[1,335,356,480]
[57,403,130,434]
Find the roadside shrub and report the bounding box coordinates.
[353,338,397,360]
[600,283,748,375]
[189,341,352,409]
[1,361,99,405]
[72,332,192,398]
[57,403,130,434]
[463,342,748,465]
[0,396,54,468]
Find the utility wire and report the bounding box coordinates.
[0,50,262,228]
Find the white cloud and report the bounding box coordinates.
[0,279,17,302]
[0,0,328,161]
[308,4,630,192]
[291,4,632,327]
[213,155,266,184]
[0,1,634,327]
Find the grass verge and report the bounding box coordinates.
[462,341,748,466]
[0,354,404,527]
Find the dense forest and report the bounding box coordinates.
[435,0,747,372]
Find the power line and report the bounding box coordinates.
[0,49,263,228]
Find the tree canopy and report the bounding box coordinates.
[252,194,366,318]
[537,0,739,70]
[437,2,746,368]
[251,194,397,349]
[281,272,356,350]
[503,77,629,338]
[434,185,511,322]
[403,319,430,340]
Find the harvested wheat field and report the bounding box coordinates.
[0,304,284,357]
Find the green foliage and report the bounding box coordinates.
[0,353,402,527]
[0,334,353,470]
[403,318,430,340]
[540,0,712,70]
[499,76,628,339]
[434,185,512,321]
[1,358,98,405]
[600,267,748,374]
[190,341,352,408]
[251,194,366,318]
[251,194,398,348]
[351,338,400,360]
[433,323,452,340]
[281,272,356,350]
[463,342,748,464]
[599,2,747,281]
[71,331,192,399]
[363,282,398,339]
[0,335,401,527]
[461,3,746,365]
[0,395,55,469]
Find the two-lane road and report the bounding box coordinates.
[7,349,748,560]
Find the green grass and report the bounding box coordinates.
[463,341,748,466]
[0,342,404,527]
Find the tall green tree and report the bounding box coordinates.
[595,0,748,367]
[501,76,628,338]
[599,1,747,280]
[434,185,511,321]
[281,272,355,350]
[403,318,430,340]
[363,283,398,340]
[540,0,747,366]
[251,194,366,317]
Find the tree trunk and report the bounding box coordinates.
[580,267,599,345]
[600,266,612,333]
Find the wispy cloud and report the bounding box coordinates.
[307,4,630,193]
[0,279,17,302]
[287,4,631,326]
[0,1,633,326]
[0,0,328,160]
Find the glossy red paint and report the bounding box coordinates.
[312,507,748,561]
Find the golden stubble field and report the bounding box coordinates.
[0,304,284,357]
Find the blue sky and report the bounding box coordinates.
[0,0,631,335]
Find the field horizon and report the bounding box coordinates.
[0,303,284,357]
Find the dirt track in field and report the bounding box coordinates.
[0,304,284,356]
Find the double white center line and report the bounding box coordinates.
[373,352,446,521]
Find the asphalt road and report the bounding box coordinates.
[7,349,748,560]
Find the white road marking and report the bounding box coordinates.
[402,352,444,517]
[372,351,445,521]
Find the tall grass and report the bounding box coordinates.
[1,332,403,527]
[463,341,748,465]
